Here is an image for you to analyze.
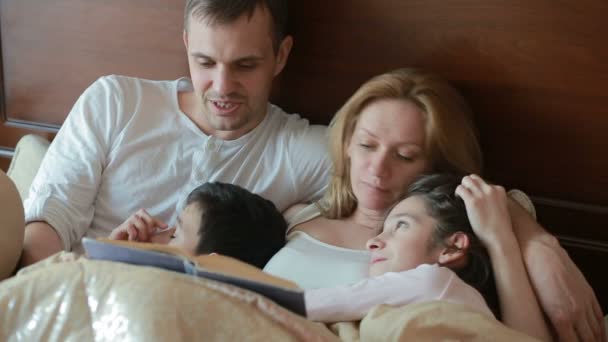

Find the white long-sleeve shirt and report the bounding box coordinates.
[24,75,331,253]
[305,264,494,322]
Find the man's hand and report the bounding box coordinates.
[524,238,606,342]
[109,209,169,242]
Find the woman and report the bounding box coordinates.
[265,68,483,288]
[265,68,604,340]
[305,173,552,341]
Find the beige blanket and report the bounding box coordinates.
[0,254,537,341]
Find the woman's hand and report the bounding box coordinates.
[109,208,168,242]
[524,237,606,342]
[455,174,513,247]
[506,195,606,341]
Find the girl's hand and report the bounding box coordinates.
[455,174,513,247]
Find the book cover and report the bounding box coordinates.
[82,237,306,316]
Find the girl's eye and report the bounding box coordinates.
[395,221,409,230]
[359,143,373,149]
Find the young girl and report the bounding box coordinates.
[305,174,551,341]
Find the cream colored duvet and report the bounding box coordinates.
[0,253,536,341]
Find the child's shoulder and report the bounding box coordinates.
[403,264,457,282]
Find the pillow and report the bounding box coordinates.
[0,170,24,280]
[7,134,50,201]
[507,189,537,220]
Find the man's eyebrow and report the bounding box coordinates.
[190,52,265,63]
[235,56,264,63]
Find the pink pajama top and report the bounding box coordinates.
[305,263,494,322]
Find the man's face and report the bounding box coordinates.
[184,6,291,140]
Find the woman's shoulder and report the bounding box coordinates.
[283,203,310,222]
[285,203,325,233]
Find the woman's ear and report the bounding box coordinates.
[437,232,470,268]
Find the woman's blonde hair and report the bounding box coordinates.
[321,68,483,219]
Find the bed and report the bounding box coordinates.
[0,0,606,340]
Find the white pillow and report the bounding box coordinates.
[7,134,50,201]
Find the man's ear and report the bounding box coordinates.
[273,35,293,76]
[183,30,189,50]
[437,232,470,268]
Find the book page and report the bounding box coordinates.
[96,238,194,260]
[194,254,300,290]
[95,238,299,290]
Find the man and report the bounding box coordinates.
[21,0,331,265]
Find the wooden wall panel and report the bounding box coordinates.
[0,0,188,128]
[0,156,9,172]
[278,0,608,205]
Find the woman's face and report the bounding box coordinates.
[347,98,430,212]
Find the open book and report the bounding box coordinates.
[82,237,305,316]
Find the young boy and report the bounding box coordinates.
[109,182,287,269]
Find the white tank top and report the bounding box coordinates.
[263,204,370,289]
[265,190,536,290]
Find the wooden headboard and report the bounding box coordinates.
[1,1,606,311]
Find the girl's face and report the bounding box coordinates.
[347,98,430,212]
[168,203,202,254]
[366,195,441,277]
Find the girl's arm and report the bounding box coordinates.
[305,267,455,323]
[456,174,552,341]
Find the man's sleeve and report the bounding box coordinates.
[288,123,332,203]
[23,76,122,251]
[304,271,427,322]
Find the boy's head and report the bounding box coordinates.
[366,173,491,291]
[168,182,286,268]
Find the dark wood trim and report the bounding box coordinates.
[4,119,60,133]
[0,147,13,159]
[558,236,608,253]
[532,196,608,215]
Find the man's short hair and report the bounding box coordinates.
[186,182,286,268]
[184,0,288,51]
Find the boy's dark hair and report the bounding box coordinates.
[407,173,499,315]
[185,182,286,269]
[184,0,288,52]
